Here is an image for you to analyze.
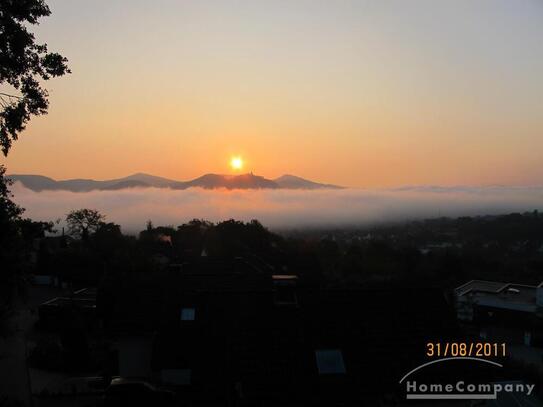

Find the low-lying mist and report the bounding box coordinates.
[11,182,543,233]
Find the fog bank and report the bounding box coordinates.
[11,183,543,233]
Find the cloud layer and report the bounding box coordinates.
[11,182,543,233]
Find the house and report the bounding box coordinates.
[102,257,456,405]
[38,287,97,329]
[455,280,543,346]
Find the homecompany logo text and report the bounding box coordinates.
[405,381,535,400]
[399,357,535,400]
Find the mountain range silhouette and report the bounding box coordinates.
[8,172,343,192]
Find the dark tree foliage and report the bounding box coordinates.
[206,219,276,257]
[26,211,543,295]
[16,217,55,242]
[92,222,124,260]
[0,0,68,337]
[175,219,212,256]
[66,209,105,240]
[0,165,23,223]
[0,166,53,310]
[0,166,24,286]
[0,0,70,155]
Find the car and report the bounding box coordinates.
[103,378,175,406]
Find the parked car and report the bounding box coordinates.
[103,378,175,406]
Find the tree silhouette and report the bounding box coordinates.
[0,166,23,224]
[66,209,105,240]
[0,0,70,155]
[0,0,69,340]
[0,166,24,311]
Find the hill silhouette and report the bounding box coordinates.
[8,172,343,192]
[273,174,342,190]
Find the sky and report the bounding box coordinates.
[2,0,543,187]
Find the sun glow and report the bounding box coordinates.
[230,156,244,171]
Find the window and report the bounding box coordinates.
[315,349,346,374]
[180,308,195,321]
[273,275,298,306]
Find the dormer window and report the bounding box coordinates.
[273,274,298,306]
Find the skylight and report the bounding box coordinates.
[315,349,346,374]
[180,308,196,321]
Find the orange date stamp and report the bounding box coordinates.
[426,342,507,358]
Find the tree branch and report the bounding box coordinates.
[0,92,23,99]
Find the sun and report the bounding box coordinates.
[230,156,244,171]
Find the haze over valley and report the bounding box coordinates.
[11,180,543,233]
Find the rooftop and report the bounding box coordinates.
[455,280,510,296]
[455,280,541,312]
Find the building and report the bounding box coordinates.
[455,280,543,346]
[38,287,97,329]
[101,257,456,405]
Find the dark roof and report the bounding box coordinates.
[153,287,455,403]
[104,258,457,404]
[456,280,510,296]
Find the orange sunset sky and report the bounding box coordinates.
[2,0,543,188]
